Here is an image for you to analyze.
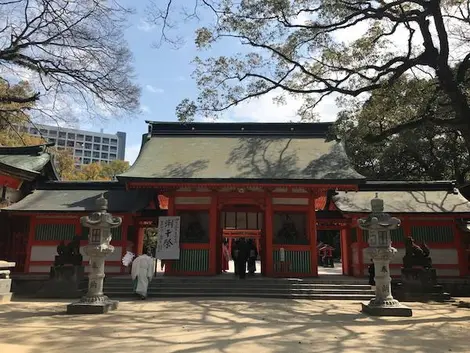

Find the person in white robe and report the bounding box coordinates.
[131,249,155,299]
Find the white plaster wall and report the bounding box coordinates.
[362,248,458,265]
[6,187,23,203]
[175,196,211,204]
[30,246,57,261]
[28,265,50,273]
[80,246,122,262]
[272,198,308,205]
[352,247,359,265]
[436,269,460,276]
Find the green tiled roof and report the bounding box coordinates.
[4,188,154,212]
[119,136,365,182]
[0,144,58,180]
[333,190,470,213]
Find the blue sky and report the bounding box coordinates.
[81,2,339,164]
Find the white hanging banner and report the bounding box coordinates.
[156,216,181,260]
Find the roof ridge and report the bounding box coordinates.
[145,121,334,137]
[0,143,55,156]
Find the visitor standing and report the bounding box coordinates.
[222,239,230,272]
[131,248,155,299]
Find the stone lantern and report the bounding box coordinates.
[0,261,15,303]
[358,194,412,317]
[67,194,122,314]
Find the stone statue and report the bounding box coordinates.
[55,237,83,267]
[402,236,432,269]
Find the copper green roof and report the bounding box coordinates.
[333,190,470,213]
[119,122,365,183]
[4,182,155,212]
[0,144,59,181]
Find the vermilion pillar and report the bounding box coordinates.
[340,226,350,275]
[136,227,145,255]
[308,195,318,276]
[209,192,218,275]
[454,223,467,276]
[265,193,273,277]
[356,221,365,276]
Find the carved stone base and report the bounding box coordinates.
[395,267,451,302]
[66,295,118,315]
[0,293,12,303]
[36,265,85,299]
[361,301,412,317]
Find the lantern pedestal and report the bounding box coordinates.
[361,301,412,317]
[67,297,118,314]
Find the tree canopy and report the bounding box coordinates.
[332,75,470,183]
[151,0,470,154]
[0,0,140,123]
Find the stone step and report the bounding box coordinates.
[103,282,373,290]
[103,286,374,294]
[103,291,375,300]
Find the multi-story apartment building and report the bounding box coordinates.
[19,124,126,166]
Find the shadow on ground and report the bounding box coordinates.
[0,298,468,353]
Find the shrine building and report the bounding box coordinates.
[1,121,470,279]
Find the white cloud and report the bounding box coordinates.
[126,143,142,165]
[145,84,164,94]
[141,105,151,114]
[226,90,339,123]
[137,19,156,32]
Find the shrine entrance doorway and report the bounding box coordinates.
[218,208,264,276]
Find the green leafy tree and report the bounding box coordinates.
[101,160,130,179]
[150,0,470,154]
[332,76,470,183]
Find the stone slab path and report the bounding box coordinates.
[0,298,469,353]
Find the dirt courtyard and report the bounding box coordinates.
[0,298,468,353]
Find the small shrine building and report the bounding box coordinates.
[2,122,470,279]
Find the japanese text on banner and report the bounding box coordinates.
[156,216,180,260]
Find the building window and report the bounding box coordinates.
[40,129,48,135]
[84,143,92,150]
[49,130,57,136]
[66,140,74,147]
[101,153,108,159]
[92,159,99,163]
[102,137,110,144]
[68,133,75,139]
[110,154,116,160]
[48,138,56,144]
[102,145,109,151]
[110,146,117,152]
[273,212,308,245]
[85,135,92,142]
[76,142,84,148]
[110,139,117,146]
[93,144,100,151]
[75,150,83,156]
[94,136,101,143]
[84,151,91,157]
[76,134,84,141]
[57,139,65,146]
[93,152,100,158]
[59,131,66,138]
[83,158,90,164]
